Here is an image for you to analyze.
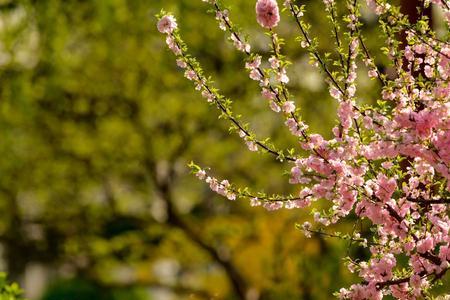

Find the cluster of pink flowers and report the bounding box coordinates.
[196,170,237,200]
[159,0,450,298]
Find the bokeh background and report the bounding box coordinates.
[0,0,429,299]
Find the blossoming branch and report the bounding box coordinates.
[158,0,450,298]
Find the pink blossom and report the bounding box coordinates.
[414,44,427,54]
[176,59,187,68]
[282,101,295,113]
[294,198,311,208]
[416,235,434,254]
[165,36,181,55]
[268,56,280,68]
[414,110,439,139]
[201,90,214,102]
[390,283,409,299]
[434,130,450,163]
[346,85,356,97]
[215,9,229,31]
[249,69,262,81]
[196,169,206,180]
[368,69,377,78]
[184,70,196,81]
[424,65,433,78]
[277,68,289,83]
[381,161,393,169]
[306,156,332,175]
[410,274,422,289]
[438,47,450,79]
[246,141,258,151]
[374,174,397,203]
[439,245,450,261]
[226,192,236,200]
[250,198,262,207]
[404,46,414,61]
[230,33,250,52]
[263,201,283,211]
[329,86,342,100]
[269,100,281,112]
[245,56,262,69]
[261,88,275,100]
[255,0,280,29]
[285,118,301,136]
[157,15,177,34]
[338,101,354,130]
[308,134,324,148]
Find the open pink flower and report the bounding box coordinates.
[157,15,177,34]
[256,0,280,29]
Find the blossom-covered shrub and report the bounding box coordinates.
[158,0,450,298]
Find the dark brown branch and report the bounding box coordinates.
[376,271,427,289]
[406,197,450,204]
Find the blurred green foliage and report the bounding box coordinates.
[0,0,386,299]
[41,278,146,300]
[0,273,24,300]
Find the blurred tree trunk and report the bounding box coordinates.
[150,159,250,300]
[400,0,432,25]
[2,191,27,284]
